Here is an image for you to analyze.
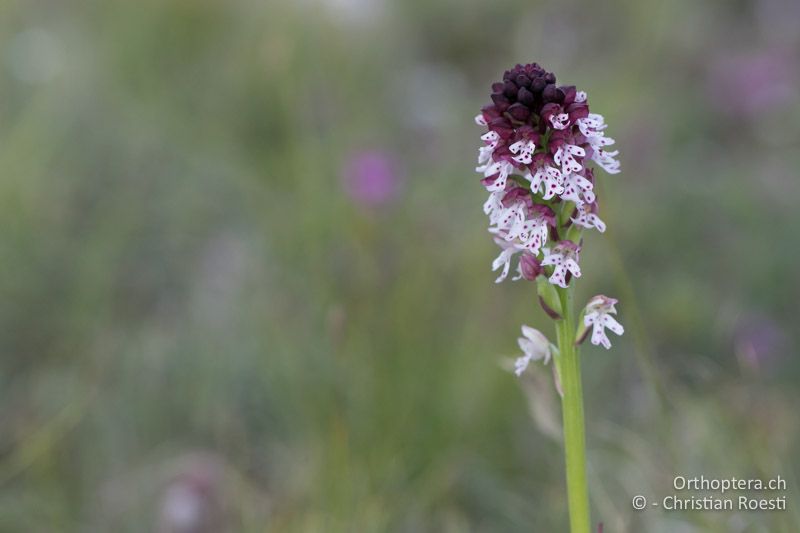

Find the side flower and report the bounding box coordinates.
[515,325,551,376]
[581,295,624,349]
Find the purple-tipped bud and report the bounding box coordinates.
[542,83,558,102]
[503,80,518,98]
[507,103,531,121]
[517,86,535,106]
[531,76,546,93]
[560,85,577,104]
[490,93,511,111]
[520,253,543,280]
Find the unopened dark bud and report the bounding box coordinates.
[515,74,531,88]
[507,103,531,121]
[520,253,543,280]
[516,86,535,106]
[503,80,518,98]
[542,84,558,102]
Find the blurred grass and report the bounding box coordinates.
[1,0,799,531]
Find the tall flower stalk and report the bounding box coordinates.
[475,63,624,533]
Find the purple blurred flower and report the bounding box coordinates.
[707,49,797,118]
[734,314,788,372]
[341,150,399,208]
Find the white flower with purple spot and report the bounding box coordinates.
[591,148,621,175]
[583,295,624,349]
[541,241,582,288]
[549,112,570,130]
[526,155,564,200]
[477,159,514,192]
[490,237,522,283]
[553,143,585,174]
[509,139,537,165]
[561,172,595,206]
[571,204,606,232]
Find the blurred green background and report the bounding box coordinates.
[1,0,798,531]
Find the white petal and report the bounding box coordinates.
[481,131,499,143]
[541,253,562,266]
[601,314,624,336]
[522,325,548,348]
[565,258,581,278]
[567,144,586,157]
[591,323,611,349]
[514,353,533,376]
[589,214,606,232]
[549,264,569,288]
[492,247,516,283]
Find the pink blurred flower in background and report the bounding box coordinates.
[157,453,226,533]
[734,314,789,373]
[341,149,400,208]
[707,49,797,118]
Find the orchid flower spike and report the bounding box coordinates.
[474,63,619,288]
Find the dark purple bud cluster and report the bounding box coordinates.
[487,63,588,131]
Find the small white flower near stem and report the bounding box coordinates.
[583,295,624,349]
[549,112,570,130]
[591,149,621,175]
[577,114,620,175]
[541,241,582,288]
[480,129,499,147]
[477,160,514,192]
[504,216,548,255]
[571,204,606,232]
[509,139,537,165]
[553,143,585,174]
[526,158,564,200]
[515,325,551,376]
[576,114,607,136]
[478,144,494,165]
[561,173,595,206]
[491,238,521,283]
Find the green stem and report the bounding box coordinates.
[555,286,590,533]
